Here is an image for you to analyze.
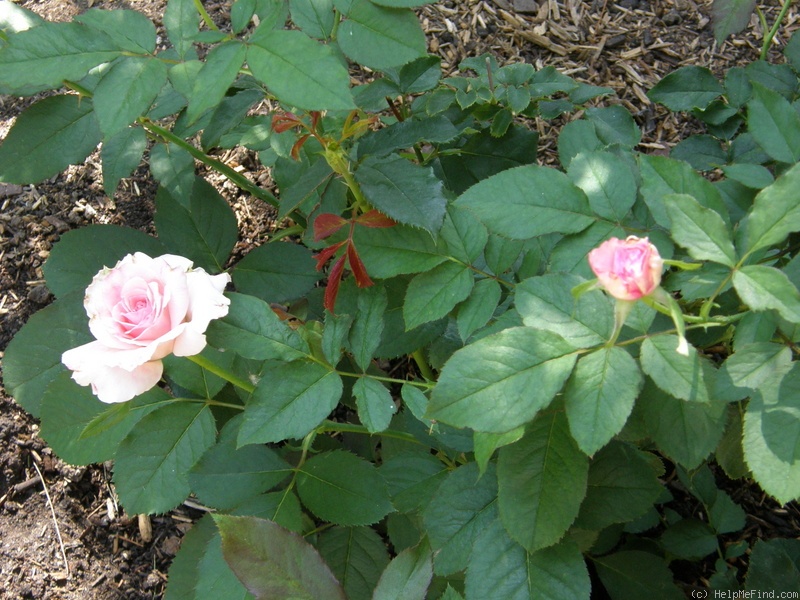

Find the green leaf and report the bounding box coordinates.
[744,363,800,504]
[75,8,156,53]
[465,522,590,600]
[0,21,122,93]
[498,410,588,552]
[647,66,724,111]
[712,0,757,42]
[737,161,800,255]
[640,335,710,403]
[154,178,238,273]
[297,450,394,525]
[660,519,718,560]
[372,542,433,600]
[164,514,253,600]
[357,115,460,159]
[381,452,449,513]
[564,347,643,456]
[746,539,800,593]
[163,0,200,59]
[664,193,736,266]
[0,95,101,185]
[670,134,727,171]
[404,262,474,330]
[3,293,90,416]
[747,83,800,163]
[348,285,388,371]
[247,28,354,110]
[429,327,577,433]
[189,437,292,510]
[439,126,539,195]
[567,150,637,221]
[290,0,336,38]
[335,0,426,70]
[39,371,166,466]
[322,312,353,366]
[42,224,165,298]
[516,274,613,348]
[114,403,217,514]
[215,515,347,600]
[207,293,310,361]
[585,106,641,148]
[454,165,593,239]
[636,379,727,469]
[574,441,663,530]
[93,57,168,138]
[719,342,794,392]
[316,527,390,600]
[353,377,396,433]
[101,126,147,196]
[439,205,489,265]
[0,2,44,34]
[238,361,343,444]
[558,120,603,169]
[353,224,446,278]
[457,278,501,342]
[422,462,498,576]
[594,551,683,600]
[638,154,728,229]
[232,242,322,303]
[721,163,774,189]
[355,156,447,235]
[150,141,196,200]
[733,265,800,323]
[186,41,247,124]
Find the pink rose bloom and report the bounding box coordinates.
[588,236,663,301]
[62,253,230,404]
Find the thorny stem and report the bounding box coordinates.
[138,118,281,209]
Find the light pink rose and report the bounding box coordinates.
[62,253,231,404]
[588,236,663,301]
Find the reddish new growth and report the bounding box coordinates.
[312,210,396,313]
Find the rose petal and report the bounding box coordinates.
[62,341,164,403]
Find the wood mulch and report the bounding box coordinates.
[1,0,798,598]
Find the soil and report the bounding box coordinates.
[1,0,799,598]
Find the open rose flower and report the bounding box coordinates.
[62,253,230,403]
[588,236,663,301]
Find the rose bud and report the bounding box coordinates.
[588,236,663,301]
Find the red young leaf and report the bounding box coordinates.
[356,209,396,228]
[271,111,301,133]
[314,213,349,241]
[313,240,346,271]
[347,243,374,288]
[324,254,347,313]
[290,134,310,160]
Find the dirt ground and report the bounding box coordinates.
[1,0,799,598]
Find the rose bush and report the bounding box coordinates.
[2,1,800,598]
[62,253,230,403]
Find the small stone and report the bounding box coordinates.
[513,0,538,13]
[663,9,682,25]
[27,285,51,305]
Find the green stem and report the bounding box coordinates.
[760,0,793,60]
[138,118,281,210]
[193,0,219,31]
[411,349,435,382]
[317,420,425,445]
[334,369,436,390]
[186,354,255,393]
